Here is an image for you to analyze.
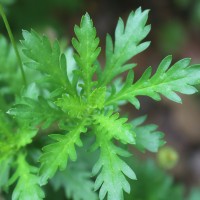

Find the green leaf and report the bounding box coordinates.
[106,56,200,108]
[0,126,37,162]
[0,35,22,102]
[15,127,38,148]
[132,116,165,152]
[12,83,63,125]
[21,30,75,96]
[39,122,87,185]
[99,8,150,86]
[9,153,44,200]
[0,157,12,190]
[93,111,135,144]
[51,164,98,200]
[88,87,106,109]
[8,96,62,129]
[72,13,101,96]
[0,110,13,138]
[56,95,87,118]
[93,132,136,200]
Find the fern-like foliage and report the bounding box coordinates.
[21,30,75,96]
[0,112,39,196]
[8,96,62,129]
[92,138,136,200]
[39,121,87,185]
[93,111,135,144]
[56,95,87,118]
[106,56,200,109]
[8,153,44,200]
[0,35,20,90]
[51,163,98,200]
[1,6,200,200]
[131,115,165,152]
[99,8,150,86]
[0,35,22,110]
[0,123,37,162]
[72,13,101,96]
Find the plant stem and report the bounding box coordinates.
[0,4,27,86]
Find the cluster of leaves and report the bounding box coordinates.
[1,7,200,200]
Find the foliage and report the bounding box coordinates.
[0,6,200,200]
[51,155,98,200]
[8,153,44,200]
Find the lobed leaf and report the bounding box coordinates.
[72,13,101,96]
[9,153,44,200]
[0,126,37,162]
[56,95,87,118]
[39,122,87,185]
[93,134,136,200]
[106,56,200,108]
[99,7,150,86]
[93,111,135,144]
[21,30,75,96]
[0,35,22,104]
[8,96,62,129]
[132,116,165,152]
[88,87,106,109]
[51,164,97,200]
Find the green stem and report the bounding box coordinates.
[0,4,27,86]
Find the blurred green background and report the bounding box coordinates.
[0,0,200,199]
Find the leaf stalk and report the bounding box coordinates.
[0,4,27,86]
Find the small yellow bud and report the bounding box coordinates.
[157,146,179,169]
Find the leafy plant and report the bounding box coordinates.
[0,5,200,200]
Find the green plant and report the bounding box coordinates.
[0,5,200,200]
